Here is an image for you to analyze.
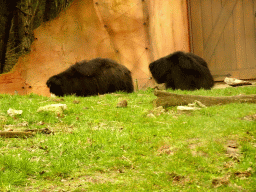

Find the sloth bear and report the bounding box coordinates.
[46,58,134,96]
[149,51,214,90]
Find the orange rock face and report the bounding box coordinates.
[0,0,189,96]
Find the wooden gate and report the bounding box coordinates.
[188,0,256,81]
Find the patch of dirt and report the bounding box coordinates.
[168,172,184,182]
[167,172,190,185]
[212,169,252,190]
[241,114,256,121]
[188,143,207,157]
[157,145,174,155]
[225,140,240,161]
[147,106,166,118]
[3,122,28,130]
[0,114,7,122]
[49,124,75,134]
[234,170,252,178]
[29,173,117,191]
[212,174,230,188]
[187,139,206,157]
[223,161,234,169]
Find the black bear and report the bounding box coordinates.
[149,51,214,90]
[46,58,134,96]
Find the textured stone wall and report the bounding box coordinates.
[0,0,189,96]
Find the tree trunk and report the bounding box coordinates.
[44,0,54,22]
[0,0,17,73]
[0,0,74,74]
[13,8,23,54]
[19,0,34,52]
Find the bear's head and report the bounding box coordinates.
[46,75,64,96]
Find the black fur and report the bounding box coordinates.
[46,58,134,96]
[149,51,214,90]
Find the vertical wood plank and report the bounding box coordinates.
[223,14,236,71]
[255,0,256,35]
[218,0,236,72]
[189,0,204,56]
[233,0,246,77]
[243,0,256,69]
[211,0,221,71]
[189,0,256,80]
[201,0,212,45]
[203,0,238,63]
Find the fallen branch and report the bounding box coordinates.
[0,128,52,138]
[153,90,256,108]
[0,131,34,138]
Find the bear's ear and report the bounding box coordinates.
[74,58,105,76]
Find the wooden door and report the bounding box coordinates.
[188,0,256,81]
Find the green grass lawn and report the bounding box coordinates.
[0,87,256,191]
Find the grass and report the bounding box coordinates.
[0,86,256,191]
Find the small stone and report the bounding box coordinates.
[37,104,67,115]
[116,100,128,108]
[177,106,201,111]
[7,108,23,117]
[73,100,80,104]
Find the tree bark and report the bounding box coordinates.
[0,0,17,73]
[19,0,34,52]
[153,90,256,107]
[0,0,74,74]
[44,0,54,22]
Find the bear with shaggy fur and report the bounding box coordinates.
[46,58,134,96]
[149,51,214,90]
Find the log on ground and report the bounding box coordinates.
[153,90,256,108]
[0,128,52,138]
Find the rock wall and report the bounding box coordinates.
[0,0,189,96]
